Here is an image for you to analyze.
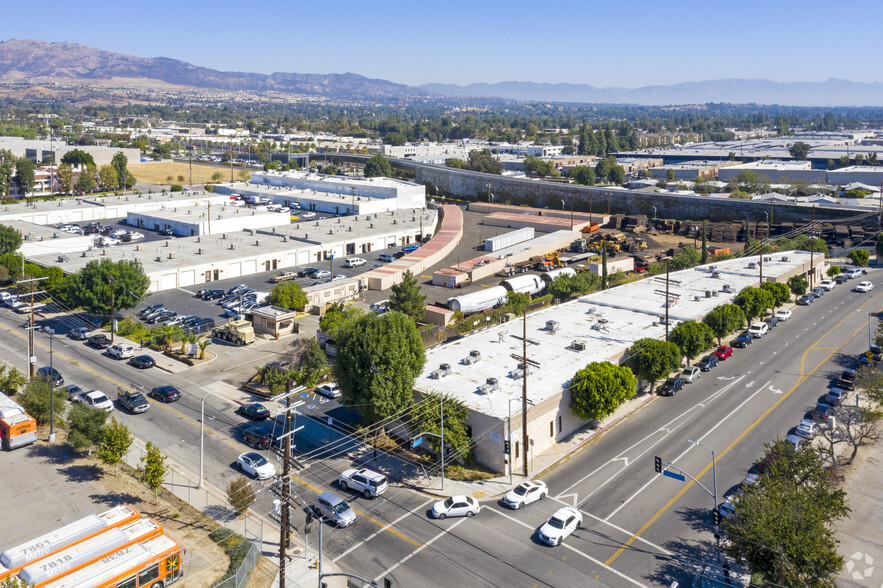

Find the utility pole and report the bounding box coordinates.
[510,312,539,479]
[189,140,193,187]
[810,205,816,290]
[654,265,679,343]
[18,276,47,379]
[109,275,115,344]
[759,250,763,286]
[273,389,304,588]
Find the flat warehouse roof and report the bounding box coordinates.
[416,251,814,419]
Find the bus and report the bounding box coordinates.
[0,391,37,450]
[17,518,163,587]
[0,506,140,581]
[42,534,183,588]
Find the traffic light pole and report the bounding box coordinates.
[654,450,719,545]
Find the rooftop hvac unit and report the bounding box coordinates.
[571,339,586,351]
[781,256,791,262]
[546,320,560,332]
[708,265,716,271]
[764,256,772,262]
[168,251,176,259]
[693,295,701,302]
[705,290,712,298]
[510,366,532,380]
[747,262,757,269]
[478,377,500,394]
[722,284,733,293]
[255,240,261,246]
[57,255,69,263]
[712,290,719,297]
[155,256,163,262]
[463,350,482,365]
[431,363,453,379]
[711,271,721,279]
[230,243,236,250]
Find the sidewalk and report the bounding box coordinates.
[835,440,883,587]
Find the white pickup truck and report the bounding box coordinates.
[71,390,114,412]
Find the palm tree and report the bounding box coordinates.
[197,337,212,360]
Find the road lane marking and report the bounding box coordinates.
[372,517,469,582]
[485,506,645,587]
[333,499,431,561]
[605,300,878,567]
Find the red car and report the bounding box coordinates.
[713,345,733,360]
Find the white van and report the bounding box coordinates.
[107,343,136,359]
[845,268,863,279]
[344,258,366,268]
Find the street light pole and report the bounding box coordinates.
[689,439,718,546]
[46,328,55,442]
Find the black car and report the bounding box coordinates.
[811,287,825,298]
[298,268,319,278]
[393,251,407,259]
[732,332,753,348]
[797,294,815,305]
[242,426,274,449]
[138,303,165,317]
[836,368,858,390]
[158,227,174,236]
[150,385,181,403]
[87,334,112,349]
[203,289,226,300]
[835,274,849,284]
[128,355,156,369]
[658,378,685,396]
[195,289,211,298]
[237,403,271,420]
[147,311,177,324]
[37,366,64,386]
[697,355,719,372]
[764,316,779,329]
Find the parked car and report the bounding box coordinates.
[242,426,274,450]
[316,383,342,399]
[834,274,850,284]
[658,378,685,396]
[338,468,389,498]
[794,419,818,439]
[811,287,825,298]
[313,270,331,279]
[697,355,719,372]
[775,309,792,321]
[764,316,779,330]
[128,355,156,369]
[537,507,582,546]
[402,244,420,253]
[316,491,357,527]
[501,480,548,509]
[836,368,858,390]
[236,452,276,480]
[378,253,396,262]
[748,322,769,338]
[86,334,111,349]
[819,280,836,291]
[713,346,733,360]
[237,403,271,420]
[158,227,174,236]
[681,366,701,383]
[797,294,815,305]
[812,403,832,421]
[227,284,248,295]
[855,281,873,293]
[785,434,804,450]
[138,304,164,317]
[825,388,846,406]
[732,332,753,348]
[432,495,480,520]
[69,327,91,340]
[150,385,182,403]
[344,258,366,268]
[64,384,84,400]
[845,268,863,279]
[107,343,136,359]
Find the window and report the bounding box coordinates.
[557,416,562,434]
[550,421,554,437]
[138,563,159,585]
[116,576,137,588]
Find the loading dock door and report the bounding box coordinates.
[160,273,177,290]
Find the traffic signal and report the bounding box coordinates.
[712,508,722,527]
[504,440,510,454]
[654,456,662,473]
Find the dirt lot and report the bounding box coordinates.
[129,162,248,186]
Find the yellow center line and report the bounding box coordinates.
[605,298,882,567]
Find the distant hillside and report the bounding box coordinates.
[419,78,883,107]
[0,39,417,98]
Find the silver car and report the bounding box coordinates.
[316,492,357,527]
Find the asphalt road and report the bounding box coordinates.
[3,269,879,587]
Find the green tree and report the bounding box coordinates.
[787,275,808,301]
[848,249,870,267]
[669,321,715,365]
[364,154,393,177]
[60,149,96,167]
[703,303,747,345]
[56,163,74,193]
[96,418,133,474]
[319,302,364,338]
[1,575,26,588]
[627,338,681,390]
[383,132,407,146]
[466,149,503,175]
[98,165,117,190]
[787,141,812,160]
[670,247,702,270]
[723,439,848,587]
[569,165,595,186]
[226,476,256,515]
[56,259,150,315]
[411,392,473,463]
[734,286,774,322]
[198,337,212,360]
[505,291,530,316]
[389,270,426,321]
[0,364,26,396]
[290,338,328,387]
[18,378,66,426]
[111,152,130,189]
[0,225,22,255]
[569,361,637,421]
[269,281,308,311]
[523,155,559,177]
[608,165,626,185]
[666,169,676,181]
[760,282,790,309]
[827,265,841,278]
[334,311,426,420]
[75,165,97,194]
[876,233,883,261]
[15,158,36,195]
[595,158,611,180]
[547,274,574,301]
[140,441,168,503]
[66,402,108,453]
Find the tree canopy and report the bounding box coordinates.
[787,141,812,160]
[703,303,746,344]
[670,247,703,271]
[17,378,66,425]
[466,149,503,175]
[364,153,392,177]
[389,270,426,321]
[269,281,308,311]
[0,225,22,255]
[570,361,636,421]
[669,320,715,365]
[61,149,96,167]
[787,275,808,300]
[67,402,108,452]
[569,165,595,186]
[734,286,774,322]
[96,418,133,473]
[334,311,426,420]
[15,158,35,195]
[760,282,790,308]
[319,302,364,338]
[627,338,681,390]
[411,392,473,464]
[848,249,870,267]
[56,259,150,314]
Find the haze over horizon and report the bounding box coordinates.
[1,0,879,89]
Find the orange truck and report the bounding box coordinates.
[0,391,37,451]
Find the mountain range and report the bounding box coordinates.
[1,39,881,107]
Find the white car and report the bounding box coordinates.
[855,281,873,293]
[237,452,277,480]
[795,419,817,439]
[128,231,145,241]
[537,507,582,546]
[748,322,769,338]
[774,309,792,321]
[98,237,120,247]
[819,280,836,291]
[316,383,341,399]
[432,495,480,519]
[338,468,388,498]
[82,391,114,412]
[501,480,548,509]
[344,257,367,268]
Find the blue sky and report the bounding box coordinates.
[2,0,878,87]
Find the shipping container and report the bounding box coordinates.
[483,228,535,251]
